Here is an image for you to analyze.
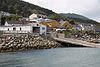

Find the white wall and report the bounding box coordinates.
[28,23,46,35]
[29,13,38,20]
[0,25,32,33]
[29,13,47,23]
[0,22,47,35]
[40,24,46,35]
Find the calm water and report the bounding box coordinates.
[0,48,100,67]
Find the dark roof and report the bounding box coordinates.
[29,21,37,23]
[7,21,28,24]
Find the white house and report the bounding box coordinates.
[72,22,95,31]
[29,13,47,22]
[0,20,47,35]
[0,25,32,33]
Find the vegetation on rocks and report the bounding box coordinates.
[64,30,100,43]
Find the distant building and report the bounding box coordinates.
[73,23,95,31]
[72,23,82,31]
[81,23,94,31]
[94,26,100,33]
[0,11,11,16]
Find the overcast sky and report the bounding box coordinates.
[23,0,100,22]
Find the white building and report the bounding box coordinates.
[29,13,47,22]
[73,23,95,31]
[29,13,52,23]
[0,20,47,35]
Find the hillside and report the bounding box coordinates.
[60,13,99,24]
[60,13,89,20]
[0,0,56,17]
[0,0,71,21]
[0,0,99,24]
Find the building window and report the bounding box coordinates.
[13,27,16,31]
[20,27,22,31]
[8,28,9,31]
[42,27,45,30]
[37,24,39,26]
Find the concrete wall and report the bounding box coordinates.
[0,23,47,35]
[29,23,47,35]
[56,33,65,38]
[40,24,46,35]
[0,25,32,33]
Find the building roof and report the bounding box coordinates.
[40,20,60,29]
[29,21,37,23]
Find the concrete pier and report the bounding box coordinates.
[54,37,100,47]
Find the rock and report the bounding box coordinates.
[0,34,63,52]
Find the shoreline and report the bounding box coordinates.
[0,33,100,53]
[0,34,63,53]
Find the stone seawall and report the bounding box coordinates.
[0,34,63,53]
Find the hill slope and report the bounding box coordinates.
[0,0,99,24]
[60,13,89,20]
[0,0,56,17]
[60,13,99,24]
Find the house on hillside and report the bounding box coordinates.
[29,13,47,22]
[0,20,46,35]
[40,20,60,32]
[80,23,94,31]
[94,25,100,33]
[72,24,82,31]
[60,21,73,29]
[95,27,100,33]
[73,23,95,31]
[40,20,74,32]
[0,11,11,16]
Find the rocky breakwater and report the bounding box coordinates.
[0,34,63,52]
[75,33,100,43]
[65,31,100,43]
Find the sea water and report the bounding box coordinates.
[0,48,100,67]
